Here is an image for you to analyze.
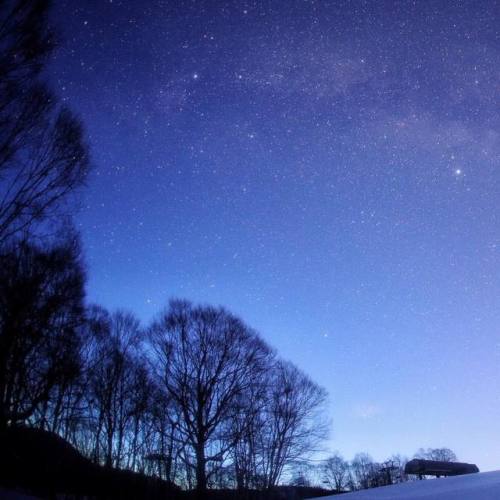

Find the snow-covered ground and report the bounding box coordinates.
[315,471,500,499]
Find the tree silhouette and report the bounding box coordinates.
[414,447,457,462]
[0,235,85,428]
[322,452,350,492]
[150,300,273,494]
[0,0,89,245]
[257,361,328,489]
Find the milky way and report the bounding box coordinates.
[49,0,500,470]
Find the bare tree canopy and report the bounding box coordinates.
[322,452,350,492]
[0,0,89,245]
[149,299,274,493]
[0,234,85,428]
[414,447,457,463]
[257,360,328,489]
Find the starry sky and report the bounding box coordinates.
[49,0,500,471]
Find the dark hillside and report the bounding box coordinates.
[0,425,180,499]
[0,426,334,499]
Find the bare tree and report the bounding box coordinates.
[351,452,374,490]
[347,453,410,490]
[322,452,350,492]
[143,383,184,483]
[0,0,89,245]
[289,462,314,487]
[0,234,85,428]
[149,299,273,494]
[385,454,409,484]
[414,447,457,462]
[85,309,143,468]
[228,376,268,491]
[257,361,328,489]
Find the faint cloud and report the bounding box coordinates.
[353,403,382,420]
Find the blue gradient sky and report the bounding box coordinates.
[49,1,500,470]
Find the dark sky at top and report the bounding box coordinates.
[49,0,500,469]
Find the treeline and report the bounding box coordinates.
[318,447,457,492]
[0,5,328,495]
[0,237,328,493]
[281,447,458,492]
[0,2,457,498]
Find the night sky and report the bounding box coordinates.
[49,1,500,470]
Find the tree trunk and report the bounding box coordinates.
[195,440,207,494]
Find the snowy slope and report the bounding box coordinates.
[314,471,500,499]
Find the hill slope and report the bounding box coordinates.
[315,471,500,500]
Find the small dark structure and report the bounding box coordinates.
[405,459,479,479]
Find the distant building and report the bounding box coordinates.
[404,459,479,479]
